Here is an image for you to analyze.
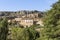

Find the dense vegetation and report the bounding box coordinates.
[0,0,60,40]
[0,18,8,40]
[37,0,60,40]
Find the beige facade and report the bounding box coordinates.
[15,18,22,22]
[36,19,44,26]
[20,18,33,28]
[33,18,40,21]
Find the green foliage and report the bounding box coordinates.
[27,27,40,40]
[39,0,60,40]
[9,25,40,40]
[10,27,25,40]
[0,18,8,40]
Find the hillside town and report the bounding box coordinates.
[0,0,59,40]
[7,11,44,28]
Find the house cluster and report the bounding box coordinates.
[8,13,44,28]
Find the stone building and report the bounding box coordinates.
[19,18,33,28]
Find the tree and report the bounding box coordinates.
[10,25,40,40]
[39,0,60,40]
[26,27,40,40]
[10,27,24,40]
[0,18,8,40]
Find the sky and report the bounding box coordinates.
[0,0,58,11]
